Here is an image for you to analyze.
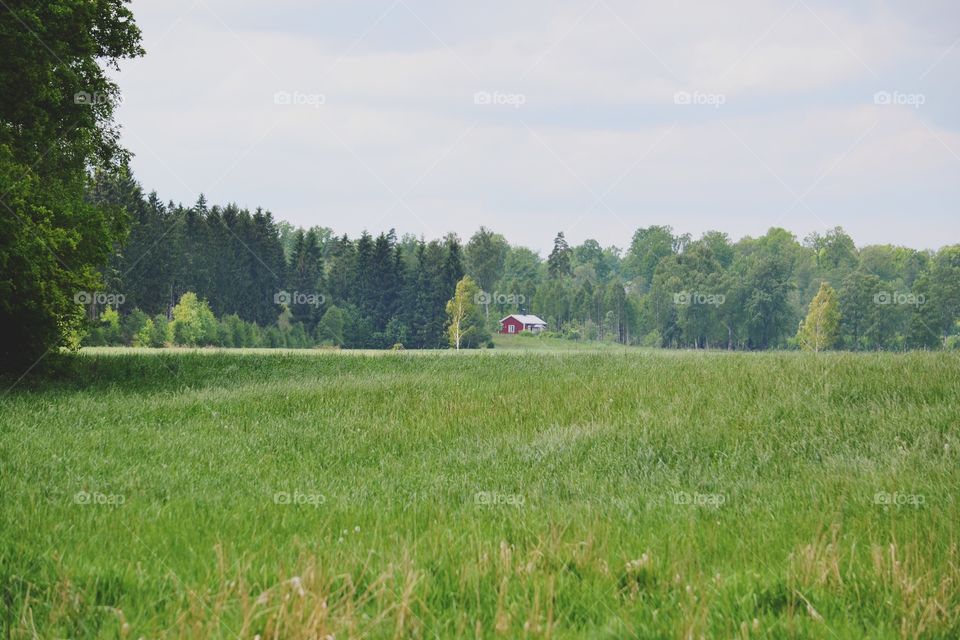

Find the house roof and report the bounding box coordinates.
[500,314,547,326]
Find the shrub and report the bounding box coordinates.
[641,329,661,348]
[149,315,170,347]
[99,307,122,345]
[216,321,234,348]
[263,326,286,348]
[121,308,150,345]
[134,318,154,347]
[170,292,218,346]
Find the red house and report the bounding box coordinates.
[499,314,547,334]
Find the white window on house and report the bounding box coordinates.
[508,324,515,333]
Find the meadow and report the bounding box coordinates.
[1,346,958,638]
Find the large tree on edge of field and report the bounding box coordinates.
[0,0,144,372]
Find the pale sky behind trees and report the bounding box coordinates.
[113,0,960,254]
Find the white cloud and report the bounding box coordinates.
[114,0,960,251]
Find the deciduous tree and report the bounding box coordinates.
[797,282,840,352]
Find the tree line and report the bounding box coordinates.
[87,170,466,349]
[5,0,956,375]
[83,170,960,351]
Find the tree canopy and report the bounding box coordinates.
[77,177,959,354]
[0,0,143,371]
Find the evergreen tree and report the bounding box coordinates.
[547,232,572,280]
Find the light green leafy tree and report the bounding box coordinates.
[170,292,218,346]
[797,282,841,352]
[134,318,154,347]
[446,276,488,350]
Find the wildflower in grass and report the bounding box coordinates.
[287,576,305,597]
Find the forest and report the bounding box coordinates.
[84,170,960,351]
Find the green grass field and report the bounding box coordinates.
[2,348,959,638]
[489,334,639,352]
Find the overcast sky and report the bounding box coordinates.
[112,0,960,254]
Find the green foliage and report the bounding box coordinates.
[121,308,149,345]
[0,0,143,372]
[149,314,171,347]
[547,232,572,279]
[797,282,840,351]
[838,270,884,350]
[2,0,955,361]
[623,225,681,287]
[465,226,509,295]
[806,227,858,273]
[134,318,154,347]
[170,292,218,346]
[315,306,346,346]
[98,307,122,345]
[64,172,960,353]
[742,253,795,349]
[445,275,489,349]
[81,306,121,346]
